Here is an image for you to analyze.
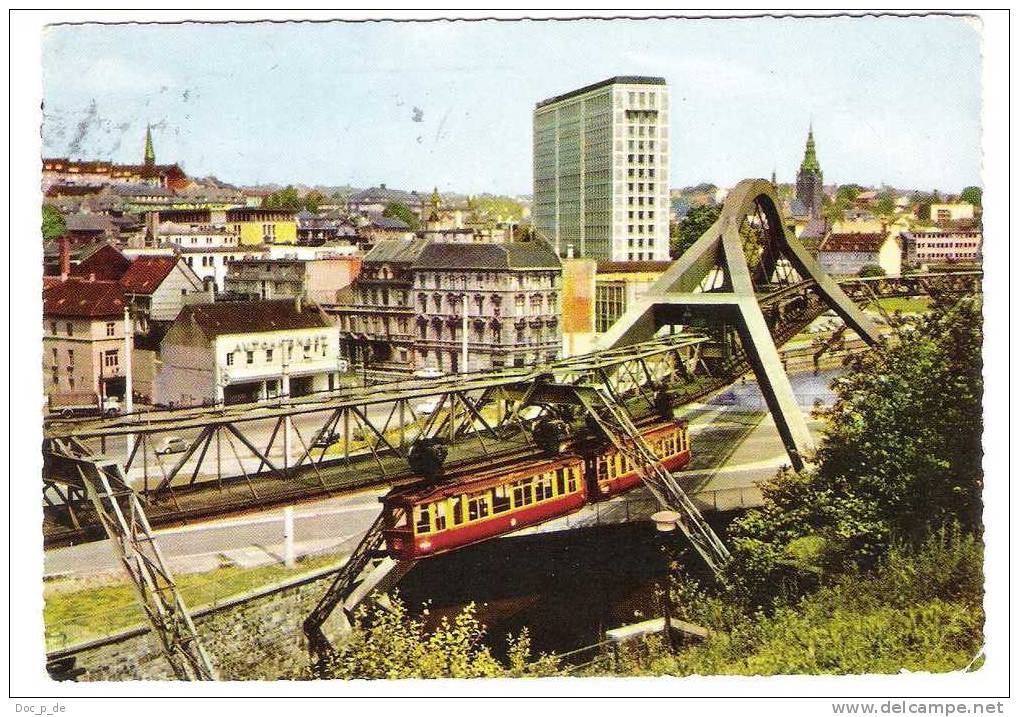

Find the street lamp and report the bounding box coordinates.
[651,509,681,653]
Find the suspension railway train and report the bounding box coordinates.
[381,420,690,560]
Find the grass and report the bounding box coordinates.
[875,296,932,314]
[44,551,345,652]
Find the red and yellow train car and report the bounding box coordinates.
[587,420,690,498]
[382,455,587,560]
[381,419,690,560]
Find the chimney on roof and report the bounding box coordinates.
[146,211,160,246]
[59,234,71,281]
[380,183,386,190]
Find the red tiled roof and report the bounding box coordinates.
[43,278,126,317]
[71,244,131,281]
[118,256,180,295]
[819,232,887,254]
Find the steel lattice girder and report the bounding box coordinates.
[46,438,218,681]
[596,178,887,471]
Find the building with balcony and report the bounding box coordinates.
[533,76,671,261]
[156,298,339,406]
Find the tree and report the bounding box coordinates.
[304,190,325,212]
[316,597,559,679]
[42,204,65,241]
[960,186,982,207]
[671,204,721,259]
[872,190,897,218]
[723,297,983,607]
[834,184,863,205]
[858,264,886,278]
[262,185,302,210]
[382,201,419,231]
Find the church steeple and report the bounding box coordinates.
[799,125,821,176]
[795,124,824,220]
[144,125,155,167]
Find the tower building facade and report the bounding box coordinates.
[795,126,824,219]
[533,77,671,262]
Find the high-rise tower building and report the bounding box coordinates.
[533,77,671,262]
[795,125,823,219]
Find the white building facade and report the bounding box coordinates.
[533,76,671,262]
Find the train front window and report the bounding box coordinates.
[567,466,579,492]
[414,505,431,534]
[491,485,511,513]
[389,506,409,529]
[597,457,608,481]
[555,467,566,495]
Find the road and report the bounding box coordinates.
[45,369,842,578]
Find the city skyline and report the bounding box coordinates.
[42,16,981,195]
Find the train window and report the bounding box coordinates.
[452,497,464,525]
[555,467,566,496]
[535,473,554,501]
[568,466,579,492]
[433,502,447,531]
[513,480,534,507]
[468,493,490,521]
[414,505,431,534]
[597,456,608,481]
[491,485,511,513]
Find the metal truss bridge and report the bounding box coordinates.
[41,179,981,679]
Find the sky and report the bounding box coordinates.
[40,15,982,196]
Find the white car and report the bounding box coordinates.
[415,397,441,415]
[155,436,188,456]
[412,368,444,380]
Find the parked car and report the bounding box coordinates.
[312,431,341,449]
[155,436,188,456]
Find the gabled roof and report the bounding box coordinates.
[173,299,332,340]
[71,244,131,280]
[64,213,115,233]
[370,215,411,231]
[819,232,890,254]
[118,256,182,295]
[43,278,127,318]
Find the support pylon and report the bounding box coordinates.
[599,179,881,470]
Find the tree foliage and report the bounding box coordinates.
[382,202,420,231]
[960,186,982,207]
[858,264,886,277]
[317,597,559,679]
[671,204,721,259]
[42,204,65,241]
[722,297,983,606]
[303,190,325,212]
[262,185,303,211]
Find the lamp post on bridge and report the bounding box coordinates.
[651,509,681,654]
